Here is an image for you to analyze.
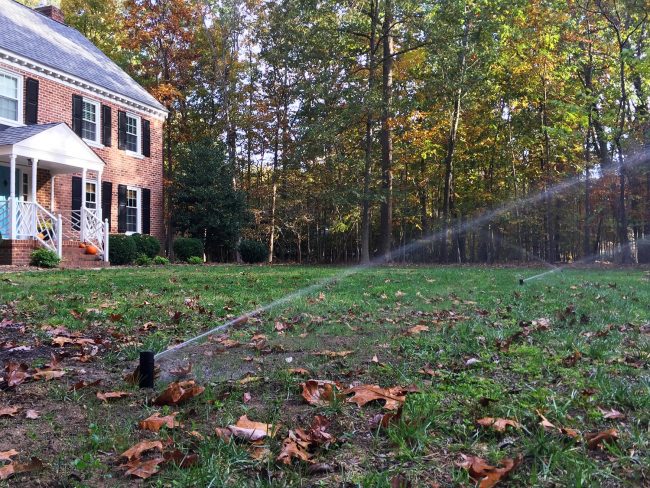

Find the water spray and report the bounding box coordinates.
[154,149,649,365]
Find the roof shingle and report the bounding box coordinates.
[0,0,165,112]
[0,123,61,146]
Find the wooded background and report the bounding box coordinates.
[22,0,650,264]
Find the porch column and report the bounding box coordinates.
[81,168,87,208]
[30,159,38,203]
[96,171,102,220]
[50,175,55,211]
[9,154,16,239]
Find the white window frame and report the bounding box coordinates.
[85,179,97,209]
[0,68,23,127]
[124,185,141,235]
[81,97,102,146]
[125,112,142,157]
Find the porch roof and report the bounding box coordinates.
[0,123,104,174]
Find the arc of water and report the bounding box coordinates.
[156,149,649,360]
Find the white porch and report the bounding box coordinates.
[0,123,109,263]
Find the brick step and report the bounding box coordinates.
[60,260,109,269]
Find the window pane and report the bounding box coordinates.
[126,188,138,233]
[85,182,96,209]
[0,74,17,99]
[126,115,139,152]
[82,101,97,141]
[0,96,17,121]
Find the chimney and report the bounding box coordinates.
[35,5,66,24]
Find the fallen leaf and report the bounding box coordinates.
[70,379,101,391]
[406,325,429,335]
[536,411,556,431]
[276,415,335,465]
[32,368,65,381]
[301,380,340,406]
[139,412,181,432]
[314,350,353,358]
[277,430,312,464]
[170,363,192,377]
[0,406,20,417]
[122,457,164,479]
[457,453,522,488]
[0,450,18,462]
[4,362,30,387]
[96,391,131,402]
[465,358,481,366]
[288,368,311,376]
[24,409,39,420]
[238,375,261,385]
[370,406,403,429]
[598,407,625,420]
[343,384,416,411]
[390,474,412,488]
[153,380,204,406]
[225,415,280,441]
[243,392,252,404]
[562,351,582,367]
[163,449,199,468]
[476,417,522,433]
[120,440,164,461]
[585,428,618,449]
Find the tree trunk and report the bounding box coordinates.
[379,0,394,260]
[361,0,379,264]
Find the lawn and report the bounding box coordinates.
[0,265,648,487]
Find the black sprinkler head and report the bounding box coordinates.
[139,351,155,388]
[519,278,525,285]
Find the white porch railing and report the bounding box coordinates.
[59,208,108,262]
[14,200,62,257]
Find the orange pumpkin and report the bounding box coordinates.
[79,242,87,249]
[85,245,98,255]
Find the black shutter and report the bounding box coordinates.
[101,105,112,147]
[117,184,127,233]
[142,188,151,235]
[71,176,82,231]
[72,95,83,136]
[118,111,127,150]
[142,119,151,157]
[25,78,39,125]
[101,181,112,230]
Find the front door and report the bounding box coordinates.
[0,165,20,238]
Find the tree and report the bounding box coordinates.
[171,140,251,260]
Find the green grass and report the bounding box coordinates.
[0,265,648,487]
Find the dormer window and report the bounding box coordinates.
[82,98,100,144]
[0,69,22,126]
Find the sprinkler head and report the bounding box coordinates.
[519,278,525,285]
[138,351,155,388]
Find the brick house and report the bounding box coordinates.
[0,0,167,266]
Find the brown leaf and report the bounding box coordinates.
[476,417,522,433]
[370,406,403,429]
[0,406,20,417]
[153,380,204,406]
[4,362,30,387]
[96,391,131,402]
[170,363,192,377]
[32,368,65,381]
[536,411,556,431]
[288,368,311,376]
[225,415,280,441]
[406,325,429,335]
[70,379,101,391]
[109,313,124,322]
[277,431,312,464]
[25,409,39,420]
[598,408,625,420]
[163,449,199,468]
[314,350,353,358]
[586,428,618,449]
[120,440,164,461]
[13,457,44,476]
[0,464,13,481]
[0,450,18,462]
[122,457,164,479]
[562,351,582,367]
[301,380,340,406]
[391,474,412,488]
[139,412,181,432]
[343,384,415,411]
[457,453,522,488]
[51,336,95,347]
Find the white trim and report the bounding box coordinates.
[124,112,142,157]
[81,97,101,145]
[0,67,23,127]
[0,48,168,121]
[124,185,141,235]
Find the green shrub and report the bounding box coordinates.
[109,235,137,265]
[173,238,204,263]
[152,256,170,266]
[30,248,60,268]
[238,240,268,264]
[131,234,161,259]
[187,256,203,265]
[134,253,153,266]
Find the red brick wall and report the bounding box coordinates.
[0,240,37,266]
[0,60,165,244]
